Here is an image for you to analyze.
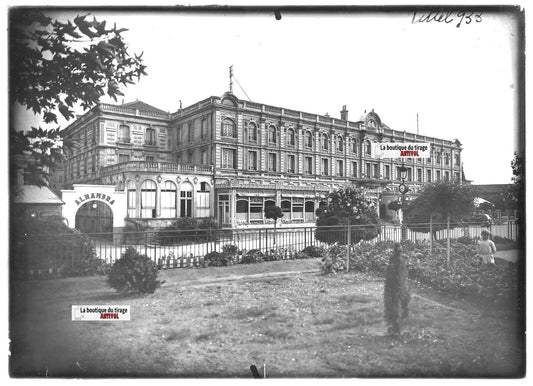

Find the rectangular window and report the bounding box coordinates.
[384,164,390,179]
[287,155,296,173]
[119,154,130,163]
[268,153,277,172]
[180,191,192,217]
[365,163,371,178]
[427,169,432,182]
[373,163,379,178]
[454,172,460,181]
[417,168,422,182]
[436,170,441,181]
[407,168,412,181]
[201,119,207,140]
[445,171,450,181]
[305,157,313,175]
[322,158,329,176]
[118,125,130,143]
[145,128,156,146]
[146,156,155,163]
[222,148,236,169]
[248,151,257,170]
[337,160,344,176]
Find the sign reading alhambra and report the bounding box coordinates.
[75,193,116,206]
[373,142,431,159]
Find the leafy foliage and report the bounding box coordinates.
[203,251,235,267]
[241,249,264,264]
[315,187,379,244]
[403,181,475,234]
[155,218,219,245]
[12,215,109,277]
[10,10,146,187]
[320,240,518,301]
[107,247,162,293]
[264,205,283,226]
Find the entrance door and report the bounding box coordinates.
[75,201,113,233]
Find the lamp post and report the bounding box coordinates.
[398,165,409,241]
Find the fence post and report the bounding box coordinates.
[346,223,351,272]
[144,232,148,257]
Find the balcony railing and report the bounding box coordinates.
[99,161,214,176]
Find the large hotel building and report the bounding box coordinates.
[58,91,463,233]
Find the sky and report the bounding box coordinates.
[11,7,523,185]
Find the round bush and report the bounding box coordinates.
[107,247,162,293]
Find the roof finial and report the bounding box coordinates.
[179,100,182,109]
[229,65,233,94]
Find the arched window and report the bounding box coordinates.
[445,152,450,166]
[305,131,313,148]
[336,136,344,152]
[197,182,211,218]
[365,140,372,156]
[322,133,329,151]
[287,128,295,146]
[269,125,277,144]
[248,122,258,142]
[145,128,156,146]
[161,181,177,218]
[436,151,442,164]
[126,180,136,218]
[118,125,130,143]
[222,118,236,138]
[180,182,193,218]
[140,180,157,218]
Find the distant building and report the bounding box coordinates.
[58,92,463,232]
[12,155,64,220]
[474,184,517,221]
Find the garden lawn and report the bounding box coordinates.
[10,258,524,377]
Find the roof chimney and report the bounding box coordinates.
[340,105,349,121]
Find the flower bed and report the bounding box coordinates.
[320,240,519,301]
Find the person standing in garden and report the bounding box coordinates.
[477,230,497,265]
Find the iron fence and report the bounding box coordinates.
[15,220,518,278]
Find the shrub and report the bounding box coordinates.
[107,247,163,293]
[204,251,234,267]
[12,216,106,278]
[301,245,326,258]
[156,218,219,245]
[241,249,264,264]
[222,244,239,256]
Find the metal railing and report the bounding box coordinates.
[15,221,518,277]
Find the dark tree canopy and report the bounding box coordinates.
[403,181,475,233]
[315,186,379,244]
[9,10,147,187]
[10,10,147,123]
[264,205,283,223]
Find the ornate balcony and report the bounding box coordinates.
[99,161,213,177]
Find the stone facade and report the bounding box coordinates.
[60,94,463,230]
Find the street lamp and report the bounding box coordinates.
[398,165,409,241]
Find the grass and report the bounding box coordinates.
[9,258,524,378]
